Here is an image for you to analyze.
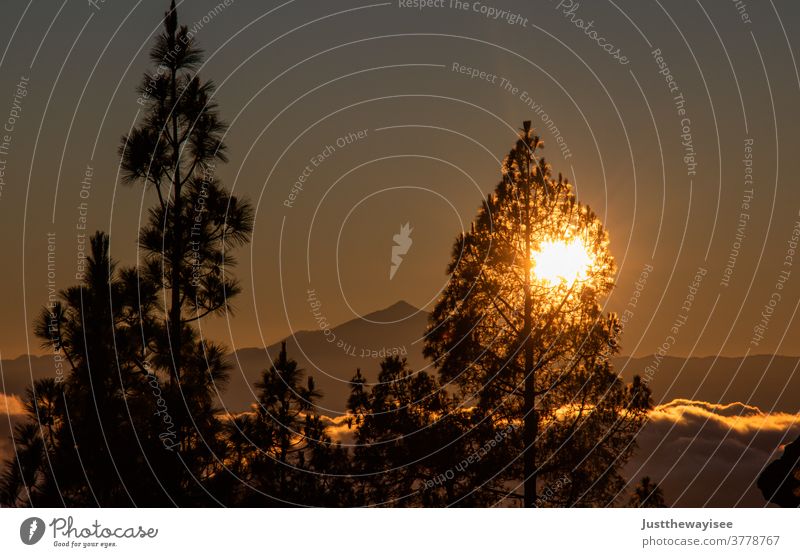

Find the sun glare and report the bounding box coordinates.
[532,238,594,284]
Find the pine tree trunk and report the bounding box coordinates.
[522,122,537,507]
[523,300,536,507]
[169,53,184,453]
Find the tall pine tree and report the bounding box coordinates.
[424,122,651,506]
[118,0,253,503]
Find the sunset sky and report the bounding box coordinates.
[1,0,799,362]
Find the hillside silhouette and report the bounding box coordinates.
[5,312,800,415]
[222,300,428,414]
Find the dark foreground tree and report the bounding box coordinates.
[348,357,455,506]
[2,1,253,507]
[118,0,253,503]
[226,343,354,506]
[424,122,651,507]
[758,436,800,507]
[1,234,167,505]
[629,476,666,508]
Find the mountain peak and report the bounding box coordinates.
[364,300,421,321]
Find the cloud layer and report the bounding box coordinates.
[626,400,800,507]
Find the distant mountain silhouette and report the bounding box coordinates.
[612,355,800,414]
[3,304,800,415]
[221,300,430,414]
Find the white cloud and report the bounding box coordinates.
[626,400,800,507]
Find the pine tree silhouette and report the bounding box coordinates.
[424,122,652,507]
[118,0,253,504]
[228,342,353,506]
[2,2,253,507]
[1,233,167,505]
[345,356,494,506]
[629,476,666,508]
[758,436,800,507]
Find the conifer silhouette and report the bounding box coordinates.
[2,1,253,507]
[118,0,253,503]
[629,476,666,508]
[758,436,800,507]
[424,122,652,507]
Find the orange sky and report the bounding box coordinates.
[1,0,800,362]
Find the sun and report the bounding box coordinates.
[531,238,594,285]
